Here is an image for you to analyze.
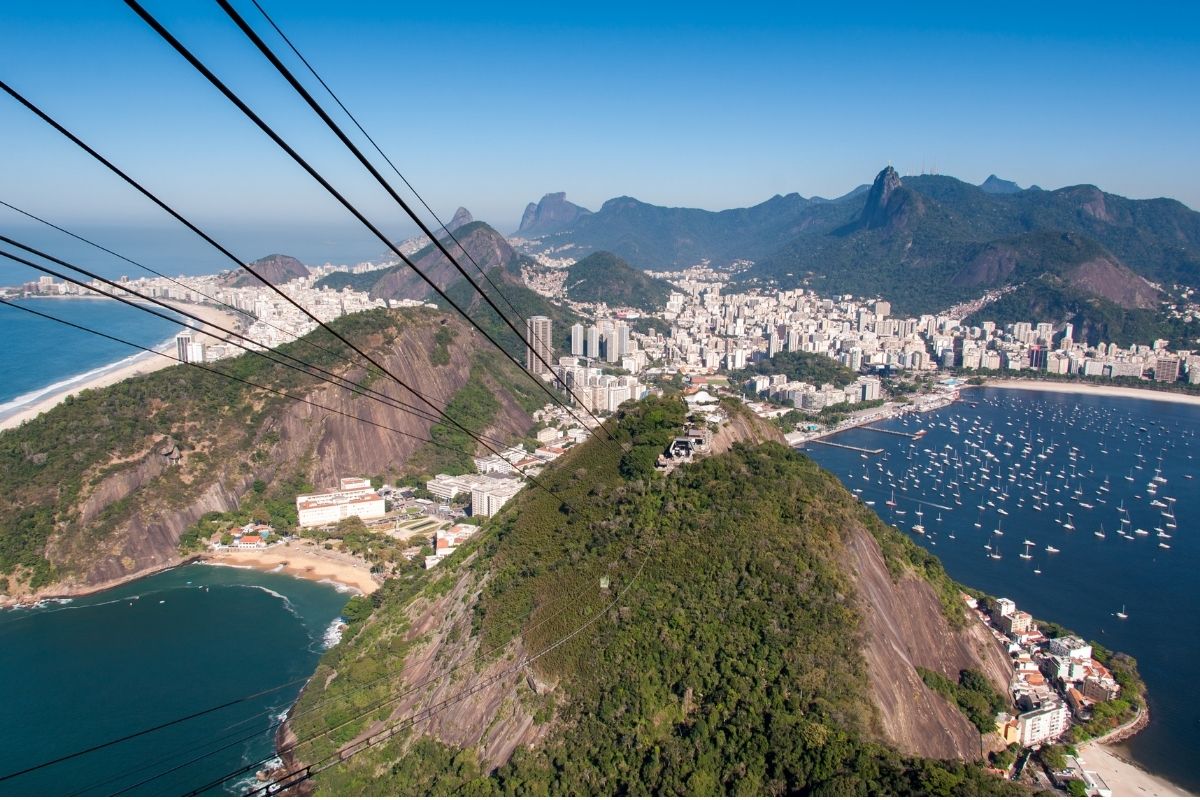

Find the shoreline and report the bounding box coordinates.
[200,541,380,596]
[0,298,240,432]
[1077,740,1189,797]
[1,540,378,610]
[970,378,1200,407]
[805,384,1193,796]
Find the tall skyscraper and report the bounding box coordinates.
[615,322,631,356]
[570,323,585,356]
[176,333,193,363]
[526,316,553,376]
[586,325,601,359]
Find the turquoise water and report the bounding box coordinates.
[804,387,1200,792]
[0,564,348,796]
[0,297,183,408]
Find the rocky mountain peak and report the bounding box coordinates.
[980,174,1023,194]
[447,206,474,232]
[516,192,592,236]
[857,166,920,231]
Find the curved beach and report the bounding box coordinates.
[0,299,238,432]
[202,541,380,595]
[978,379,1200,407]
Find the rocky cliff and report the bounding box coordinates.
[516,192,592,237]
[371,222,518,301]
[0,309,538,601]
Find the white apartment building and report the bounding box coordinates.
[1017,700,1070,746]
[295,477,386,527]
[471,479,523,518]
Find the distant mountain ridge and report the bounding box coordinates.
[515,169,1200,331]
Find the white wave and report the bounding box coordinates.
[317,578,358,594]
[321,617,346,650]
[0,310,181,418]
[0,349,157,416]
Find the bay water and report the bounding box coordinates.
[804,386,1200,791]
[0,564,347,795]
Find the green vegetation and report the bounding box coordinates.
[178,471,314,552]
[989,742,1020,770]
[302,398,1018,796]
[1066,649,1145,742]
[439,262,583,367]
[732,349,859,390]
[431,326,456,366]
[562,251,674,309]
[966,276,1200,349]
[314,267,391,293]
[917,667,1008,733]
[1038,743,1068,771]
[776,398,885,430]
[0,307,484,593]
[1067,778,1089,796]
[402,352,532,480]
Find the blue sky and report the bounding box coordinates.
[1,0,1198,268]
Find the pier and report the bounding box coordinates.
[802,440,884,455]
[862,426,926,439]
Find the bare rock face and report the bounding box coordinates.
[516,192,592,237]
[31,313,534,597]
[1066,257,1160,309]
[851,166,926,233]
[372,223,517,300]
[840,524,1012,761]
[447,206,474,232]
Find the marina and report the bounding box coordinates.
[803,386,1200,793]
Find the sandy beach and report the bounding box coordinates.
[0,299,239,432]
[202,540,380,595]
[978,379,1200,407]
[1077,741,1190,796]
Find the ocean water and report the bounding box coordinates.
[0,297,183,409]
[803,387,1200,792]
[0,564,348,796]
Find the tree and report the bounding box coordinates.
[341,594,372,625]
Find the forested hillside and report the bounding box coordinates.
[288,397,1020,796]
[0,308,542,600]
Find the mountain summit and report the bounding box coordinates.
[517,192,592,236]
[979,174,1023,194]
[849,166,925,232]
[446,206,474,232]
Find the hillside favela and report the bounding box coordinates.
[1,3,1198,799]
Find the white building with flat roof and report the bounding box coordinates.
[296,477,385,528]
[1017,699,1070,746]
[472,479,523,518]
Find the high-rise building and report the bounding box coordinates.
[176,334,193,363]
[586,325,601,359]
[570,323,585,356]
[525,316,553,377]
[1155,357,1181,383]
[615,322,631,356]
